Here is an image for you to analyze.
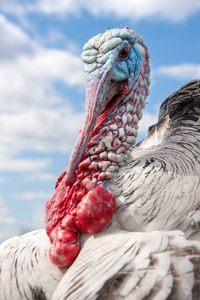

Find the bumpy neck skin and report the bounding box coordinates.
[80,74,150,189]
[44,28,151,268]
[64,28,150,190]
[45,27,150,246]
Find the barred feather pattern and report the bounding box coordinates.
[109,80,200,239]
[53,229,200,300]
[1,229,200,300]
[0,230,66,300]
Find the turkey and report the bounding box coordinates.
[44,26,150,268]
[1,27,200,300]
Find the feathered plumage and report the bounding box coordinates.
[1,228,200,299]
[1,26,200,300]
[110,80,200,240]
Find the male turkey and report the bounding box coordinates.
[1,28,200,300]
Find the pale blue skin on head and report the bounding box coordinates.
[84,39,144,88]
[81,28,146,88]
[112,42,144,82]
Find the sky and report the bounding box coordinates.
[0,0,200,242]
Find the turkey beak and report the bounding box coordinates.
[64,68,113,184]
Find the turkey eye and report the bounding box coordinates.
[118,47,130,60]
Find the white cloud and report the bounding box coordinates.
[0,192,47,241]
[138,112,158,134]
[0,157,50,172]
[10,191,51,229]
[0,48,84,112]
[12,191,52,202]
[0,196,16,225]
[43,29,80,54]
[0,195,18,241]
[1,107,84,151]
[83,0,200,22]
[0,0,80,18]
[156,63,200,80]
[1,0,200,22]
[0,15,84,111]
[0,15,37,60]
[33,0,80,15]
[0,16,85,172]
[0,107,84,171]
[25,172,56,182]
[32,201,48,229]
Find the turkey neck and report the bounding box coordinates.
[61,78,148,202]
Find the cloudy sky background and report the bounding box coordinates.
[0,0,200,241]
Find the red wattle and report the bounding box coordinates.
[46,182,116,267]
[75,186,116,232]
[49,241,80,268]
[48,227,79,267]
[61,214,78,233]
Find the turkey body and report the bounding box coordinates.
[110,80,200,240]
[1,24,200,299]
[1,80,200,300]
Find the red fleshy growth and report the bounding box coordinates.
[49,240,80,268]
[48,221,80,267]
[45,184,71,238]
[45,89,134,267]
[45,79,135,268]
[61,214,78,233]
[45,175,116,267]
[75,186,116,232]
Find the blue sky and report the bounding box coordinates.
[0,0,200,242]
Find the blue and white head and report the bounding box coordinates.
[81,27,150,105]
[65,27,151,183]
